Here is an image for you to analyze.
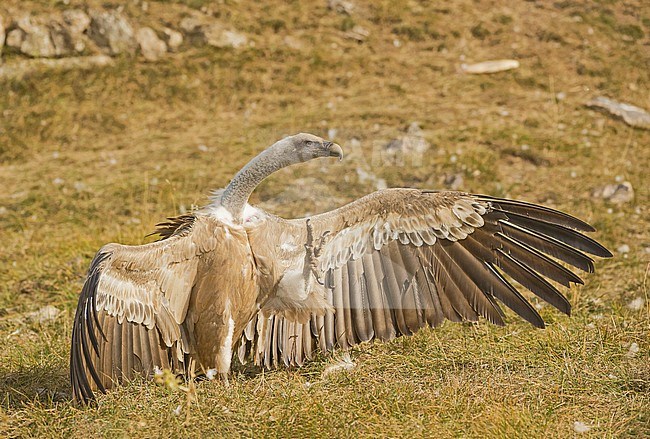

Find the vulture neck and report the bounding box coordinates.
[220,143,297,222]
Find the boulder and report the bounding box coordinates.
[62,9,90,35]
[587,96,650,129]
[62,9,91,53]
[328,0,355,15]
[591,182,634,204]
[203,23,247,48]
[6,28,25,49]
[88,9,137,55]
[26,305,61,324]
[163,27,183,51]
[179,16,204,34]
[345,25,369,42]
[15,16,57,58]
[49,21,74,56]
[136,27,166,61]
[179,14,247,48]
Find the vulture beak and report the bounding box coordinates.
[327,142,344,161]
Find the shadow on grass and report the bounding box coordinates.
[0,365,71,408]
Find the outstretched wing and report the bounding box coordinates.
[70,215,218,403]
[239,189,611,368]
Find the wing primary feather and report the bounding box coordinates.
[362,253,391,341]
[466,230,574,313]
[372,250,398,339]
[323,286,335,351]
[413,250,445,327]
[348,258,373,342]
[441,239,545,327]
[494,249,572,315]
[430,245,483,322]
[382,244,412,336]
[124,323,134,381]
[398,246,427,331]
[331,268,346,349]
[478,196,596,231]
[499,221,595,272]
[487,230,584,286]
[302,322,312,362]
[335,264,352,348]
[113,322,123,384]
[496,210,612,257]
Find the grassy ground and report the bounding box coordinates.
[1,0,649,437]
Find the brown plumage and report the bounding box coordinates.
[70,133,611,403]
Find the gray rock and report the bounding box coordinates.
[328,0,355,15]
[587,96,650,129]
[49,21,74,56]
[179,16,204,34]
[345,25,369,42]
[179,14,247,48]
[385,122,431,156]
[26,305,61,324]
[616,244,630,254]
[0,16,5,59]
[88,9,137,55]
[591,181,634,204]
[16,16,57,58]
[444,173,465,190]
[136,27,166,61]
[203,23,247,48]
[63,9,91,52]
[63,9,91,35]
[6,28,25,49]
[163,27,183,51]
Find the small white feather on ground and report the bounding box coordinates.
[627,297,645,311]
[573,421,591,433]
[461,59,519,74]
[322,353,356,378]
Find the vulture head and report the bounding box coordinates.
[220,133,343,220]
[273,133,343,163]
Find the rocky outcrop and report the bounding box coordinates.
[62,9,91,53]
[5,28,23,49]
[0,6,249,73]
[162,27,183,51]
[87,9,137,55]
[180,14,248,48]
[1,11,88,59]
[136,27,166,61]
[14,16,57,58]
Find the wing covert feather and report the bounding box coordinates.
[71,216,224,403]
[241,189,610,369]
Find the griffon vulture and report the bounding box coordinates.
[71,133,611,403]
